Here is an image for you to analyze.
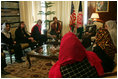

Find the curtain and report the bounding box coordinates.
[19,1,41,32]
[19,1,84,36]
[47,1,84,36]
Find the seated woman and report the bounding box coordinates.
[1,23,24,63]
[93,20,117,73]
[15,21,36,50]
[50,17,62,38]
[49,32,104,78]
[31,19,47,46]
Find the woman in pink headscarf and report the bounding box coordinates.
[49,32,104,78]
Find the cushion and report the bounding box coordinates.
[20,43,29,49]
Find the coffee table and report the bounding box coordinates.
[26,44,59,69]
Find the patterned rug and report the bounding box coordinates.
[4,57,53,78]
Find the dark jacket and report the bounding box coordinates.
[15,28,30,43]
[31,25,41,41]
[1,32,13,45]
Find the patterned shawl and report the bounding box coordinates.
[96,28,116,60]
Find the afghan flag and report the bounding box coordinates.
[69,1,76,32]
[77,1,83,28]
[77,1,83,39]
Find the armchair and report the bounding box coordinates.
[1,43,14,64]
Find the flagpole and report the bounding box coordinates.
[77,1,83,39]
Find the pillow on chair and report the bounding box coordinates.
[20,43,29,49]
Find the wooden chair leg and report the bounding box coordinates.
[9,54,12,64]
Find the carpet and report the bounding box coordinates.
[3,57,117,78]
[4,57,53,78]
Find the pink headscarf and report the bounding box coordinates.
[49,32,104,78]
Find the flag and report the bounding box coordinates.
[77,1,83,28]
[77,1,83,39]
[69,1,76,32]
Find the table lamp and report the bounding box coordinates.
[91,13,99,21]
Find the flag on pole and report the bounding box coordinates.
[77,1,83,39]
[77,1,83,28]
[69,1,76,32]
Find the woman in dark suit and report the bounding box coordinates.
[31,20,47,46]
[15,21,36,50]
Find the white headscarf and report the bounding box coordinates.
[1,23,10,38]
[105,20,117,48]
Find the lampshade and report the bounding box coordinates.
[91,13,99,19]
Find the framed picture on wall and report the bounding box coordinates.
[96,1,109,12]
